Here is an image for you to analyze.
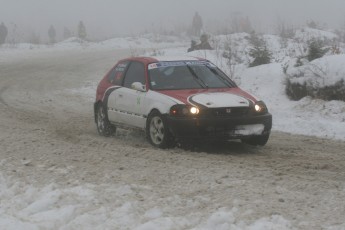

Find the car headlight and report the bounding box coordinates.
[170,105,200,116]
[254,101,268,113]
[190,107,200,115]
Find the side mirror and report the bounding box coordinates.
[131,82,146,92]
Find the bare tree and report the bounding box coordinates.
[222,36,237,79]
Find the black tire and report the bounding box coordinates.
[241,134,270,146]
[96,103,116,137]
[146,111,174,148]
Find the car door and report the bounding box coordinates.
[107,61,147,128]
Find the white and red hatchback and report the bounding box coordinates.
[94,56,272,148]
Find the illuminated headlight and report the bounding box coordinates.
[170,105,200,116]
[254,101,267,113]
[254,104,262,112]
[190,107,199,115]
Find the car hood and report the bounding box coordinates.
[157,88,258,108]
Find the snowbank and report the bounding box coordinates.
[294,28,338,43]
[0,173,293,230]
[287,54,345,87]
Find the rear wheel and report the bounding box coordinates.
[146,111,174,148]
[96,104,116,136]
[241,134,270,146]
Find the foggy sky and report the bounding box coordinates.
[1,0,345,41]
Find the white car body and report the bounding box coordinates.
[95,56,272,147]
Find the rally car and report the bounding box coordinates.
[94,56,272,148]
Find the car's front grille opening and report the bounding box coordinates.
[201,107,249,117]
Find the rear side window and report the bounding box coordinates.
[108,61,129,85]
[123,61,146,88]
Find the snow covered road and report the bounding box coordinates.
[1,48,345,229]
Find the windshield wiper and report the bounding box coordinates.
[207,66,234,88]
[186,64,208,89]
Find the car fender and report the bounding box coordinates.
[143,90,184,116]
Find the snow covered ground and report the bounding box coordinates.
[0,174,294,230]
[1,33,345,229]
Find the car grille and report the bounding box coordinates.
[201,107,249,117]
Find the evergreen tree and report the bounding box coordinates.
[78,21,87,40]
[249,31,262,47]
[249,45,271,67]
[0,22,8,45]
[307,38,327,61]
[248,31,271,67]
[48,25,56,44]
[192,12,203,36]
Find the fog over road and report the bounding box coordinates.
[2,0,345,40]
[1,49,345,229]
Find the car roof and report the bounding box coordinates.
[149,56,204,62]
[119,56,207,65]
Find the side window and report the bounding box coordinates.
[108,61,129,85]
[123,61,146,88]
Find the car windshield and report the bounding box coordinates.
[148,61,236,90]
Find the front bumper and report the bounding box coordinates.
[166,113,272,140]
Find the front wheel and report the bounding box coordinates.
[146,111,174,148]
[241,134,270,146]
[96,104,116,137]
